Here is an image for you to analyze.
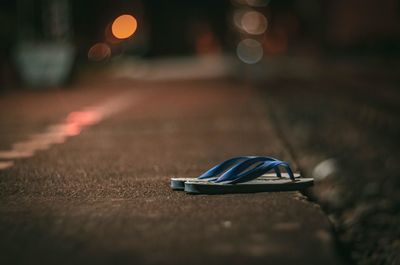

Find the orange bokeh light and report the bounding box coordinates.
[111,14,137,39]
[88,42,111,61]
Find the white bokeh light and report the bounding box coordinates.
[236,39,263,64]
[241,11,268,35]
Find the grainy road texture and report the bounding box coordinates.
[260,72,400,264]
[0,79,343,265]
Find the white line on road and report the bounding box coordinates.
[0,92,136,170]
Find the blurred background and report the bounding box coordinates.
[0,0,399,264]
[1,0,398,87]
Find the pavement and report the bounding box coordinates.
[259,68,400,264]
[0,78,343,265]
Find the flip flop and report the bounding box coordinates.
[185,158,313,194]
[170,156,283,190]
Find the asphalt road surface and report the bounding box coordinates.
[0,78,343,265]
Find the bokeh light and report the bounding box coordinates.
[233,9,246,29]
[111,14,137,39]
[87,43,111,61]
[236,39,263,64]
[241,11,268,35]
[104,23,122,44]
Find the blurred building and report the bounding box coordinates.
[0,0,399,88]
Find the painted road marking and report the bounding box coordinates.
[0,92,136,170]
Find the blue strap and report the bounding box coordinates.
[197,156,252,179]
[197,156,280,180]
[227,160,295,184]
[214,156,282,183]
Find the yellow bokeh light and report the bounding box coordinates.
[111,14,137,39]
